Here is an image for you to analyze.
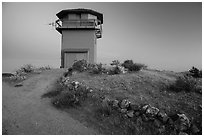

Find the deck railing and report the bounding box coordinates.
[55,19,102,38]
[56,19,101,28]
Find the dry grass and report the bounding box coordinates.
[44,69,202,134]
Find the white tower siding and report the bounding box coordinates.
[61,30,96,67]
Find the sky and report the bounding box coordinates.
[2,2,202,72]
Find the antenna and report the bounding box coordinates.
[45,18,56,30]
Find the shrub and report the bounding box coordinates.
[51,86,90,109]
[108,66,121,75]
[15,69,26,76]
[95,101,114,117]
[122,60,134,69]
[52,92,77,108]
[74,85,90,102]
[72,60,88,72]
[168,75,199,93]
[122,60,146,72]
[88,63,107,74]
[110,60,120,66]
[129,63,146,71]
[64,67,73,77]
[44,65,51,70]
[189,67,202,78]
[48,79,91,109]
[20,64,34,73]
[39,65,51,71]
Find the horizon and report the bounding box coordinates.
[2,2,202,73]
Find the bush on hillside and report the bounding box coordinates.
[88,63,106,74]
[108,66,122,75]
[189,67,202,78]
[122,60,134,69]
[122,60,147,72]
[110,60,120,66]
[52,92,78,108]
[72,59,88,72]
[39,65,51,71]
[20,64,35,73]
[64,68,73,77]
[49,80,90,108]
[168,75,200,93]
[70,59,146,75]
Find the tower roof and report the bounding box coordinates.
[56,8,103,24]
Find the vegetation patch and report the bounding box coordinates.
[66,59,146,76]
[168,75,201,94]
[121,60,147,72]
[2,64,52,86]
[43,61,201,135]
[188,66,202,78]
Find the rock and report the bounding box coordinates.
[112,100,119,108]
[146,106,160,118]
[190,124,200,134]
[157,111,169,124]
[120,108,127,113]
[86,87,93,93]
[178,114,191,130]
[10,76,15,80]
[118,66,128,74]
[140,104,150,114]
[179,132,188,135]
[174,114,191,132]
[71,81,80,89]
[120,99,130,109]
[62,76,69,83]
[129,103,140,111]
[22,76,27,80]
[102,97,111,108]
[75,81,80,85]
[74,97,79,104]
[15,82,23,87]
[127,110,134,118]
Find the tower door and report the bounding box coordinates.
[64,52,88,68]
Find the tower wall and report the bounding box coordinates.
[61,30,96,67]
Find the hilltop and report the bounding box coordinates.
[2,63,202,135]
[43,66,202,135]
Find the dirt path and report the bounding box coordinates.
[2,69,97,135]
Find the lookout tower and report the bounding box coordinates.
[55,8,103,68]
